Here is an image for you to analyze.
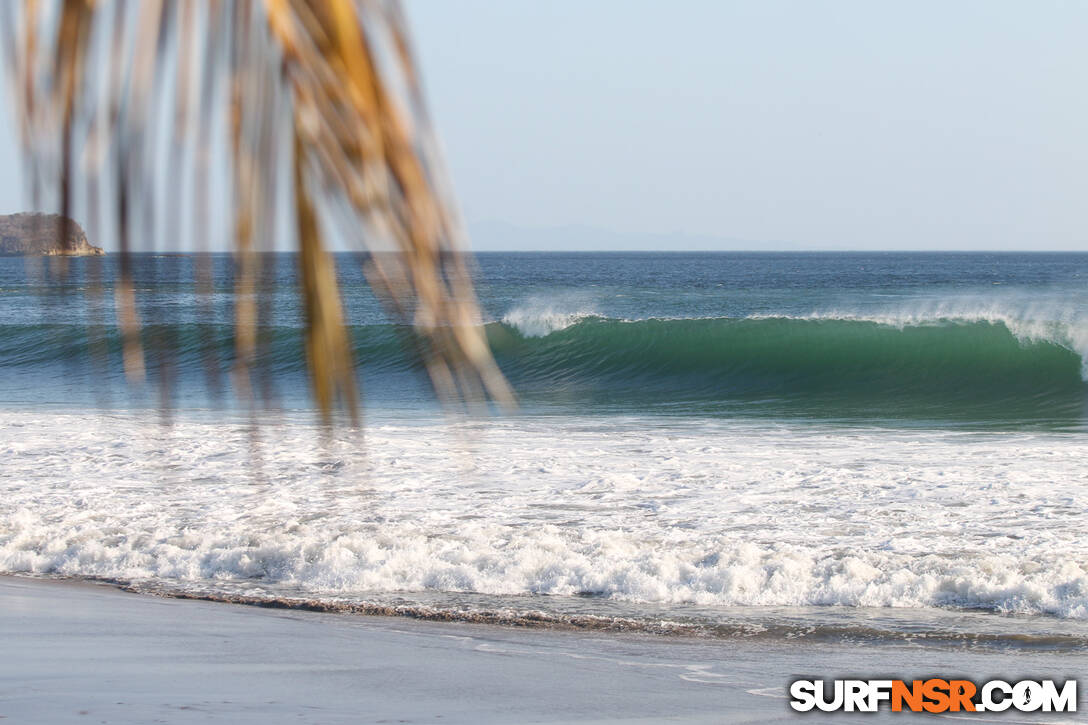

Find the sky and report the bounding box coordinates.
[406,0,1088,251]
[1,1,1086,251]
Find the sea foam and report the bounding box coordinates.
[1,410,1086,620]
[501,294,603,337]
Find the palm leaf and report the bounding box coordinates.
[1,0,514,423]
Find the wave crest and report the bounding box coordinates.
[501,297,602,337]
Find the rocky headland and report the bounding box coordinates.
[0,213,105,256]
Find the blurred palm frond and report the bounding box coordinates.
[1,0,514,423]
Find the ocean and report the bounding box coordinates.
[2,251,1088,649]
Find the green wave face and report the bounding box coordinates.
[489,316,1088,424]
[2,316,1086,425]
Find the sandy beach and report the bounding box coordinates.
[0,576,1083,724]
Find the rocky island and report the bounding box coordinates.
[0,213,105,256]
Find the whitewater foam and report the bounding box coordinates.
[501,295,603,337]
[2,410,1087,621]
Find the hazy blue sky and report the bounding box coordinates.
[406,0,1088,250]
[1,1,1085,250]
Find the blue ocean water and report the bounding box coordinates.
[2,252,1087,426]
[3,252,1088,643]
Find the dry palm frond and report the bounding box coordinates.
[1,0,514,424]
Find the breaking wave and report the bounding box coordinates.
[3,306,1088,421]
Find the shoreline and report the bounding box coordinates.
[2,575,1085,723]
[83,575,1088,650]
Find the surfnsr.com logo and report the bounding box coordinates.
[789,679,1077,713]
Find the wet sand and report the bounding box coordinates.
[0,576,1083,723]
